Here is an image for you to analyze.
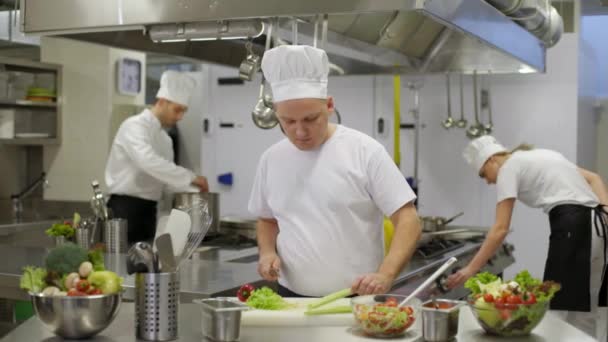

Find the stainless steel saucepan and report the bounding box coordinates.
[420,212,464,232]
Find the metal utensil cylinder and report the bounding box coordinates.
[54,236,66,247]
[75,228,90,250]
[104,218,127,253]
[135,272,179,341]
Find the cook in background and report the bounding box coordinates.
[105,70,208,245]
[447,135,608,340]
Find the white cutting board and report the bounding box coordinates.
[239,297,355,327]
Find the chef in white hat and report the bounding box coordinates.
[105,70,208,245]
[447,135,608,340]
[248,45,421,297]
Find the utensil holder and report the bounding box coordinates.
[75,228,90,250]
[104,218,127,253]
[135,272,179,341]
[54,236,66,247]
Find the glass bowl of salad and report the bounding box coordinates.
[465,270,560,337]
[468,296,550,336]
[351,294,418,338]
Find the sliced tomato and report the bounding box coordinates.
[385,297,398,307]
[500,309,511,320]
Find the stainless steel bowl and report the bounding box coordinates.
[30,292,122,339]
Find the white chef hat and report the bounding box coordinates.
[156,70,196,107]
[463,135,508,173]
[261,45,329,102]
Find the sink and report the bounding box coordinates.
[191,247,223,261]
[0,220,57,248]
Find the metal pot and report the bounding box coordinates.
[420,212,464,232]
[174,192,220,236]
[238,41,260,81]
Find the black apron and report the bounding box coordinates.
[545,204,608,311]
[107,194,157,245]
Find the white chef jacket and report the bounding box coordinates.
[248,125,416,296]
[105,109,195,201]
[496,149,598,212]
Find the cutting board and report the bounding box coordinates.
[239,297,355,327]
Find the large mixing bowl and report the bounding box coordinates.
[30,292,122,339]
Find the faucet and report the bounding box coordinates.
[11,172,49,222]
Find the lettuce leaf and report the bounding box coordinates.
[20,266,47,293]
[464,272,500,295]
[45,223,75,238]
[88,248,105,271]
[246,287,290,310]
[533,281,561,303]
[513,270,541,290]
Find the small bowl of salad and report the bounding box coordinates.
[465,270,561,337]
[351,294,417,338]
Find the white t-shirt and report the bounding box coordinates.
[496,149,599,212]
[248,125,416,296]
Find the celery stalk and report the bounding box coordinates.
[304,305,352,316]
[307,288,352,310]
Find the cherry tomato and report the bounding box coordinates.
[494,297,506,309]
[87,287,103,295]
[483,293,494,303]
[76,279,90,292]
[506,295,522,305]
[500,309,511,320]
[67,288,86,297]
[523,292,537,304]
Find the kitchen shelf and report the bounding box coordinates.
[0,138,59,146]
[0,100,57,108]
[0,57,62,146]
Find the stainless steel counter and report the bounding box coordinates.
[0,240,489,302]
[0,244,266,302]
[0,303,595,342]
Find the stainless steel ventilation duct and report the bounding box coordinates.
[17,0,561,75]
[485,0,563,47]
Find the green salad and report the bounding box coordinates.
[466,270,560,336]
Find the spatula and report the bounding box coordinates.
[155,233,177,273]
[165,209,191,258]
[399,257,458,307]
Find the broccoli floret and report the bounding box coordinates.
[45,243,88,275]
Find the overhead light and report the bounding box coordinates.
[149,19,265,43]
[517,65,537,74]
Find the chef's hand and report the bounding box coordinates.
[446,266,475,289]
[191,176,209,192]
[351,273,393,295]
[258,253,281,281]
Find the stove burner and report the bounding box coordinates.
[415,239,465,259]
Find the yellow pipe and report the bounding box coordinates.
[384,74,401,254]
[393,75,401,167]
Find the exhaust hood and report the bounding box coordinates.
[18,0,558,75]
